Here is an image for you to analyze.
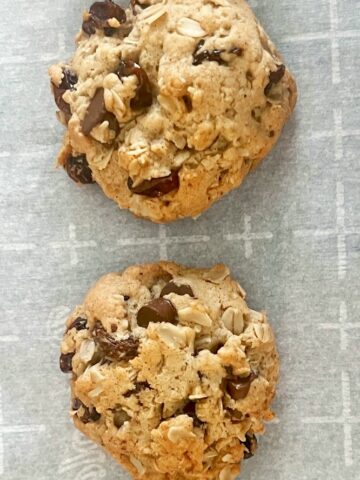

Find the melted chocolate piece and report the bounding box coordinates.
[93,322,139,361]
[193,39,226,66]
[137,298,177,328]
[264,64,286,96]
[82,88,107,135]
[127,171,180,197]
[116,59,152,109]
[226,373,257,400]
[160,281,194,298]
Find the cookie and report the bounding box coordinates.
[60,262,279,479]
[49,0,297,223]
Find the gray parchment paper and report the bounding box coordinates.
[0,1,359,479]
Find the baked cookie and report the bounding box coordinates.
[49,0,297,223]
[60,262,279,479]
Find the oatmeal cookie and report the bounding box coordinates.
[49,0,297,223]
[60,262,279,479]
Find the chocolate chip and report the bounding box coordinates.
[183,401,203,428]
[160,281,194,298]
[111,323,118,333]
[93,322,139,361]
[52,69,77,115]
[72,398,82,411]
[82,0,126,35]
[114,409,130,428]
[65,154,94,184]
[80,406,101,424]
[226,373,257,400]
[69,317,88,331]
[82,88,108,135]
[264,64,286,96]
[116,60,152,109]
[243,434,257,459]
[192,40,226,66]
[123,295,130,301]
[59,353,74,373]
[128,171,180,197]
[137,298,177,328]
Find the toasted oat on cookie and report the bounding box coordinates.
[49,0,297,222]
[60,261,279,479]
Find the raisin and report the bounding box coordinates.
[64,154,94,184]
[59,353,74,373]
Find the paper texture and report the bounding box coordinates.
[0,0,359,479]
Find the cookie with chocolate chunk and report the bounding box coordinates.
[49,0,296,222]
[60,261,279,480]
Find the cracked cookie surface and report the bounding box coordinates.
[60,262,279,479]
[50,0,297,223]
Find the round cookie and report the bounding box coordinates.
[60,262,279,479]
[49,0,297,223]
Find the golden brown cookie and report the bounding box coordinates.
[60,262,279,479]
[49,0,297,223]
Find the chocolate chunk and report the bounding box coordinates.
[160,281,194,298]
[128,171,180,198]
[116,60,152,109]
[52,69,77,115]
[69,317,88,331]
[59,353,74,373]
[82,0,126,35]
[82,88,108,135]
[93,322,139,361]
[183,401,203,428]
[65,154,94,184]
[264,64,286,96]
[123,295,130,301]
[193,40,226,66]
[226,373,256,400]
[80,406,101,424]
[137,298,177,328]
[243,434,257,459]
[114,409,131,428]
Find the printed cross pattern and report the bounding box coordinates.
[117,225,211,261]
[295,109,360,281]
[0,386,45,476]
[224,215,273,259]
[50,223,97,266]
[319,302,360,351]
[302,372,359,467]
